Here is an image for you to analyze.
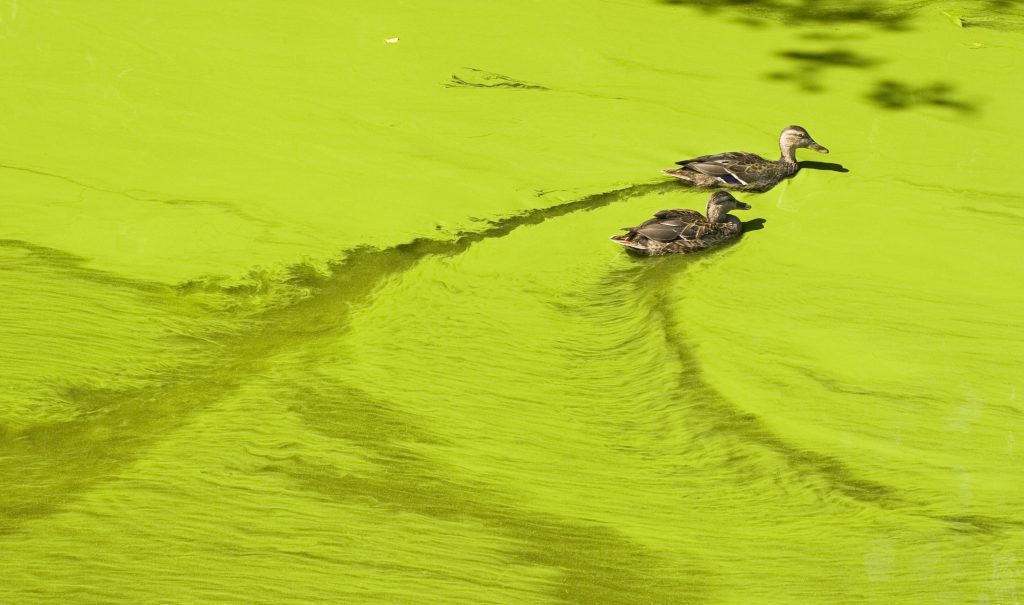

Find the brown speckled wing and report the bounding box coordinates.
[674,152,767,186]
[653,209,703,222]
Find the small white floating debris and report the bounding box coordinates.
[384,37,400,44]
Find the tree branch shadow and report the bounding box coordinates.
[657,0,911,30]
[866,80,978,114]
[766,48,880,92]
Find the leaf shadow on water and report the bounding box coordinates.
[866,80,978,114]
[766,48,881,92]
[656,0,990,115]
[661,0,1024,31]
[656,0,912,30]
[767,49,979,113]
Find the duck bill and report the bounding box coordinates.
[736,202,752,210]
[809,141,829,154]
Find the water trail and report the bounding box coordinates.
[0,180,682,533]
[0,239,168,294]
[2,178,711,600]
[592,256,896,505]
[268,382,711,603]
[604,255,1018,535]
[4,176,1009,543]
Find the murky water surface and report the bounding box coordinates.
[2,1,1023,602]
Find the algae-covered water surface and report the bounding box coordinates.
[2,1,1023,602]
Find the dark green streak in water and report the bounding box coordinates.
[628,257,901,506]
[276,382,709,604]
[2,182,702,601]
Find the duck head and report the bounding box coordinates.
[707,191,751,222]
[779,125,829,159]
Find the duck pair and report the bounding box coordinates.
[611,126,828,256]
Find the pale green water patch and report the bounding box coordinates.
[2,0,1024,603]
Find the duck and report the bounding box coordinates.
[663,125,828,192]
[611,191,751,256]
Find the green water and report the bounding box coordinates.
[2,1,1023,602]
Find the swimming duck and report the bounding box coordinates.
[611,191,751,256]
[663,125,828,192]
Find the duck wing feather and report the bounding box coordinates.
[632,210,717,242]
[653,208,704,222]
[674,151,769,186]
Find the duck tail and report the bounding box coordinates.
[610,233,646,250]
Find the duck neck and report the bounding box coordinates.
[706,204,729,223]
[779,141,798,164]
